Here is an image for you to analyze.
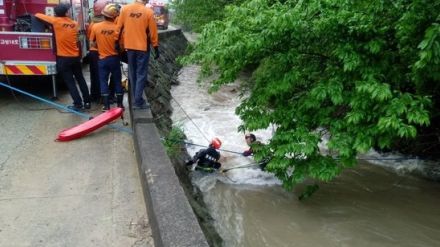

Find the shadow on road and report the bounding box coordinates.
[0,74,67,100]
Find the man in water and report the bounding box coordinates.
[242,133,270,171]
[243,133,258,156]
[186,138,222,172]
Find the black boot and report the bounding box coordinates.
[102,95,110,112]
[108,95,115,105]
[116,94,124,109]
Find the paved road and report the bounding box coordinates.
[0,76,153,246]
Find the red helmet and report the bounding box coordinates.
[211,138,222,149]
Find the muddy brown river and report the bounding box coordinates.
[199,163,440,246]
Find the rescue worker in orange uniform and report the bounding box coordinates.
[86,2,106,103]
[35,3,91,111]
[108,3,123,103]
[87,1,121,105]
[116,0,159,110]
[89,4,124,111]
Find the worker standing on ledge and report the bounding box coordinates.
[116,0,159,110]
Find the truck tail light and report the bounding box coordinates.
[19,37,52,49]
[40,38,51,49]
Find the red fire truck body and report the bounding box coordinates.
[149,1,168,30]
[0,0,89,97]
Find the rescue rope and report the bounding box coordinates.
[0,81,133,134]
[162,136,426,162]
[161,137,244,155]
[2,63,55,111]
[221,162,261,173]
[170,95,210,143]
[220,172,237,183]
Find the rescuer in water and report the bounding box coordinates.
[35,3,91,111]
[89,3,124,111]
[186,138,222,172]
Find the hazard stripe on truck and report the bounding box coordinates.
[3,65,47,75]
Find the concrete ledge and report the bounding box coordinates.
[158,29,186,39]
[129,29,209,247]
[132,105,209,247]
[132,108,154,124]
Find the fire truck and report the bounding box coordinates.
[149,1,168,30]
[0,0,90,98]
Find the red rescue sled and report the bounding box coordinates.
[57,108,124,141]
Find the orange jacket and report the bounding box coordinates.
[87,22,97,51]
[116,2,158,51]
[89,20,119,59]
[87,17,104,52]
[35,14,80,57]
[113,16,125,50]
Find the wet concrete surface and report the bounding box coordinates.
[0,75,153,246]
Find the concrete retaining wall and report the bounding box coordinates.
[131,29,210,247]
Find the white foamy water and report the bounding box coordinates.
[171,65,279,188]
[318,130,439,179]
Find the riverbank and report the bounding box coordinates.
[132,29,222,246]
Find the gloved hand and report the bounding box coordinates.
[82,51,90,64]
[213,162,222,170]
[153,46,160,60]
[185,160,194,166]
[115,43,121,52]
[242,149,252,157]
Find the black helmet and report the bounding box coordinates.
[245,133,256,142]
[54,3,71,17]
